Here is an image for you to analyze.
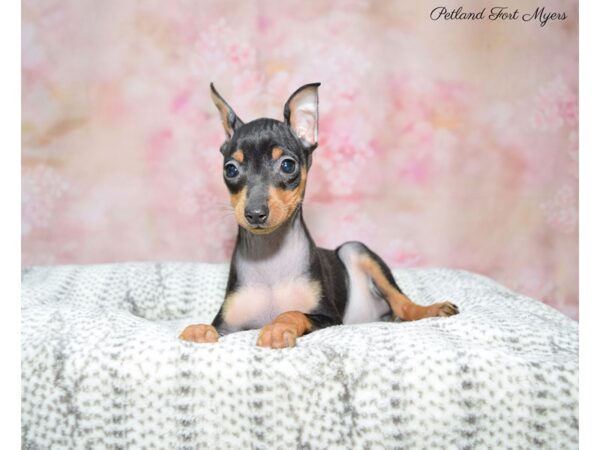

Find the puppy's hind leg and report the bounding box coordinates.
[338,242,459,322]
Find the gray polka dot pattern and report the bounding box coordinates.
[21,263,578,449]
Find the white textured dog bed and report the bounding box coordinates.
[21,263,578,449]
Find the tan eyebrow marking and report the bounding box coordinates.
[232,150,244,162]
[271,147,283,160]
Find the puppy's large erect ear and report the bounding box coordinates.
[210,83,244,138]
[283,83,320,149]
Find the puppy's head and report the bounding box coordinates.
[210,83,320,235]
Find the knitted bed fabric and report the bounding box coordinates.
[21,263,578,449]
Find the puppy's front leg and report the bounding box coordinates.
[179,297,230,343]
[179,324,219,343]
[257,311,313,349]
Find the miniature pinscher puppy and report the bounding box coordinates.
[179,83,459,349]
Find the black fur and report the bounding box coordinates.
[211,208,351,333]
[205,83,437,338]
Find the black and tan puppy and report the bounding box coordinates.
[180,83,458,348]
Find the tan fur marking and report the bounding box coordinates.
[232,150,244,162]
[231,169,308,234]
[179,324,219,343]
[271,147,283,160]
[272,311,313,334]
[358,255,431,321]
[265,168,307,231]
[257,311,313,348]
[230,186,248,227]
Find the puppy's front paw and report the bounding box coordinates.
[427,301,459,317]
[179,324,219,343]
[257,323,297,349]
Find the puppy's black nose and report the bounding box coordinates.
[245,205,269,226]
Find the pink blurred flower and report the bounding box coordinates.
[531,76,578,130]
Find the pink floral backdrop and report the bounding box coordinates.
[22,0,579,319]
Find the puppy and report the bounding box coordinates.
[180,83,458,348]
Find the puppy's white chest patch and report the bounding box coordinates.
[221,221,319,331]
[222,279,321,330]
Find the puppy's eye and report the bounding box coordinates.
[280,159,296,174]
[224,163,239,178]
